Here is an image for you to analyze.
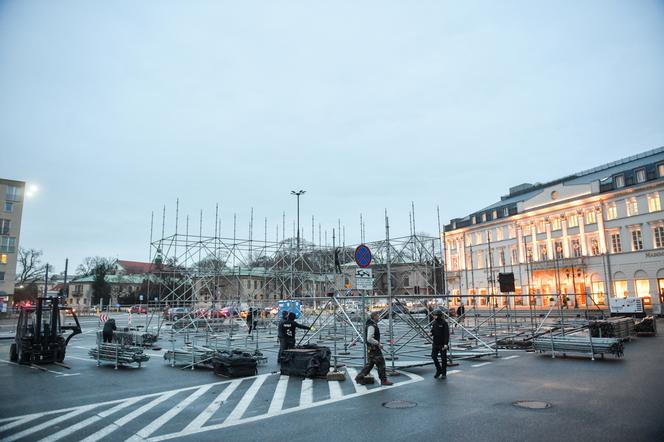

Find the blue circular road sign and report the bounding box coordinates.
[355,244,372,268]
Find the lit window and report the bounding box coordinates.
[610,233,622,253]
[0,254,7,264]
[567,214,578,228]
[606,205,617,220]
[492,210,498,220]
[614,280,628,298]
[631,229,643,251]
[626,198,638,216]
[635,168,646,183]
[585,210,596,224]
[659,163,664,177]
[634,279,650,298]
[648,193,661,212]
[551,218,561,231]
[654,226,664,249]
[614,175,625,188]
[481,213,487,222]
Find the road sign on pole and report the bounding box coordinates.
[355,267,374,290]
[354,244,372,268]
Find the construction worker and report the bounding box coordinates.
[102,318,116,343]
[356,311,394,386]
[282,312,311,352]
[431,309,449,379]
[277,310,289,363]
[246,308,257,336]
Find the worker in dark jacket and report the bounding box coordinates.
[355,311,394,386]
[282,312,311,352]
[102,318,116,343]
[431,309,450,378]
[277,310,289,363]
[246,308,257,336]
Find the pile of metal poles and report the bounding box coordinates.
[533,335,624,358]
[588,317,634,340]
[163,344,216,367]
[89,343,150,367]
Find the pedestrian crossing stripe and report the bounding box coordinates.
[0,370,423,442]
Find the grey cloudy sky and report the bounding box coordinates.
[2,0,663,272]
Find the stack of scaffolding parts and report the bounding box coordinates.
[634,316,657,335]
[89,343,150,368]
[589,317,635,340]
[114,329,158,347]
[280,345,331,378]
[164,344,216,368]
[213,350,258,378]
[533,336,624,359]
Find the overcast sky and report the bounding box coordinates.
[2,0,663,273]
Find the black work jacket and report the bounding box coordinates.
[282,319,309,339]
[431,318,449,346]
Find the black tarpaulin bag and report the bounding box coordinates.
[280,344,330,378]
[213,349,257,378]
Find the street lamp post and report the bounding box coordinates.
[291,190,306,252]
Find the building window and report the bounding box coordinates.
[0,219,9,235]
[475,232,482,244]
[614,280,628,298]
[606,205,617,220]
[585,210,596,224]
[492,210,498,220]
[0,254,7,264]
[626,198,638,217]
[0,237,16,253]
[551,218,561,231]
[511,247,518,265]
[403,275,410,287]
[495,227,504,241]
[554,241,563,259]
[498,250,505,267]
[471,216,476,225]
[659,163,664,177]
[508,224,516,239]
[654,226,664,249]
[481,213,487,222]
[648,193,661,212]
[567,214,578,228]
[3,202,12,213]
[614,175,625,188]
[571,238,581,257]
[631,230,643,251]
[635,168,646,183]
[537,220,546,234]
[5,186,20,201]
[503,207,509,217]
[635,279,650,298]
[525,246,533,263]
[610,233,622,253]
[0,271,4,281]
[590,238,600,256]
[539,244,548,260]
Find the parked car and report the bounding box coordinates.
[164,307,190,321]
[220,306,241,318]
[129,305,147,314]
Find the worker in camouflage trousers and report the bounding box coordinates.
[102,318,116,343]
[431,309,450,379]
[355,311,393,386]
[277,310,289,363]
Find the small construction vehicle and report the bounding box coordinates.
[9,296,82,364]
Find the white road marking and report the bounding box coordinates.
[128,385,213,441]
[0,415,43,432]
[0,359,79,377]
[447,369,462,375]
[503,355,520,360]
[328,379,344,400]
[225,374,269,422]
[183,379,243,432]
[81,391,179,442]
[346,368,369,394]
[472,362,492,368]
[267,375,289,416]
[40,397,143,442]
[299,379,314,406]
[5,404,99,442]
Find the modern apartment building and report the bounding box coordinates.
[0,179,25,310]
[443,147,664,314]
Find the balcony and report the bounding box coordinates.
[529,257,587,271]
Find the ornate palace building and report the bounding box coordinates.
[443,147,664,314]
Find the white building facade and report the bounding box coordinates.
[443,147,664,314]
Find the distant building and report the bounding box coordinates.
[0,178,25,311]
[443,147,664,314]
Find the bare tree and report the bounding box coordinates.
[16,248,50,284]
[76,256,116,276]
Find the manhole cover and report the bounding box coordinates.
[513,401,552,410]
[383,400,417,409]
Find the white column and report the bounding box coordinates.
[561,216,570,258]
[531,223,540,261]
[517,225,525,263]
[458,238,466,270]
[596,206,607,254]
[546,220,553,259]
[578,212,588,256]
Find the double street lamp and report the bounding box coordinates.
[291,190,306,251]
